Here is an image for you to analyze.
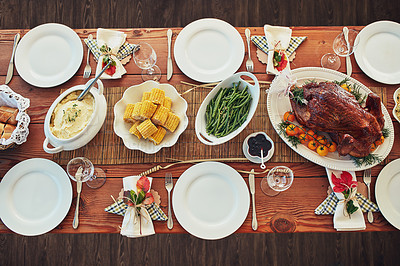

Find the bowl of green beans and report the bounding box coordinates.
[195,72,260,145]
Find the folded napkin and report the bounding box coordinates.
[84,28,137,79]
[264,25,292,75]
[251,35,307,58]
[105,199,167,221]
[326,168,366,231]
[120,176,155,238]
[315,192,379,215]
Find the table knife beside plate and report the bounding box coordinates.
[5,33,21,84]
[167,29,173,80]
[249,169,258,231]
[343,27,352,76]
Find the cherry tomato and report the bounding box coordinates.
[286,124,299,136]
[283,111,295,122]
[308,140,318,150]
[370,143,377,152]
[341,83,351,92]
[316,145,329,156]
[375,136,385,146]
[306,130,317,141]
[297,126,307,134]
[326,141,337,152]
[298,133,308,144]
[316,135,328,145]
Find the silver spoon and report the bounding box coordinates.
[260,149,266,169]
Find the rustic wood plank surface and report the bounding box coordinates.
[0,20,400,266]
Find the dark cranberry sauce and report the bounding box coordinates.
[248,133,272,157]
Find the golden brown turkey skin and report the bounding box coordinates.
[290,82,384,158]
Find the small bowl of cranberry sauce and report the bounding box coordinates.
[243,132,275,164]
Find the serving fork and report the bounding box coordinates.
[245,28,254,72]
[363,168,374,223]
[83,34,93,78]
[165,172,173,229]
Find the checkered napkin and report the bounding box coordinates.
[251,36,307,57]
[84,38,137,62]
[105,199,167,221]
[315,192,380,215]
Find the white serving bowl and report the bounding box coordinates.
[113,80,189,154]
[195,72,260,145]
[43,79,107,154]
[393,87,400,124]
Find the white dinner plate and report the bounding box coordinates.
[0,158,72,236]
[376,158,400,230]
[172,162,249,240]
[267,67,394,171]
[354,21,400,84]
[174,18,244,83]
[15,23,83,88]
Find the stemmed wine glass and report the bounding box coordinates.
[67,157,106,189]
[321,29,359,70]
[133,42,161,81]
[260,166,294,196]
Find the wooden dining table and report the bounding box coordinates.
[0,26,399,236]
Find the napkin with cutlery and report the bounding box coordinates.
[84,28,138,79]
[263,25,292,75]
[324,168,366,231]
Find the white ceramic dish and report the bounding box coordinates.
[172,162,250,240]
[174,18,245,83]
[375,158,400,230]
[15,23,83,88]
[393,87,400,124]
[0,158,72,236]
[268,67,394,171]
[195,72,260,145]
[113,80,189,154]
[242,132,275,164]
[43,79,106,154]
[354,21,400,85]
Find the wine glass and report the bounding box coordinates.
[260,166,294,196]
[321,29,359,70]
[67,157,106,189]
[133,42,161,81]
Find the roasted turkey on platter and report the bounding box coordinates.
[290,81,384,158]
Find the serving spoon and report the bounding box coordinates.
[77,60,111,101]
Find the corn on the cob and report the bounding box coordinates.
[140,100,157,119]
[151,105,169,125]
[128,121,143,139]
[149,126,167,145]
[163,96,172,110]
[164,112,180,132]
[149,88,165,105]
[132,102,143,120]
[137,119,158,139]
[123,104,136,123]
[141,91,151,102]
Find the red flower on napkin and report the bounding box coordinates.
[137,176,150,193]
[331,171,357,193]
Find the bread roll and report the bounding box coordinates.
[1,124,16,139]
[0,106,18,125]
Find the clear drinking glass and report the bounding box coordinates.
[67,157,106,189]
[321,29,359,70]
[133,42,161,81]
[261,166,294,196]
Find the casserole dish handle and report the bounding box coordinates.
[43,137,64,154]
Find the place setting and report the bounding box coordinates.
[1,19,400,239]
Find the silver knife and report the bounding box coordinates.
[343,27,352,76]
[167,29,173,80]
[249,169,258,231]
[5,33,21,85]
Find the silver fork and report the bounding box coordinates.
[363,168,374,223]
[165,172,173,229]
[245,28,254,72]
[83,34,93,78]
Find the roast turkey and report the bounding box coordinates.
[290,81,384,158]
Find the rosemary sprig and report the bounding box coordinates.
[382,128,390,138]
[350,154,383,167]
[290,86,306,105]
[277,121,301,147]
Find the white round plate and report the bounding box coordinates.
[0,158,72,236]
[354,21,400,84]
[113,80,189,154]
[195,72,260,145]
[376,158,400,230]
[15,23,83,88]
[174,18,245,83]
[172,162,249,240]
[267,67,394,171]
